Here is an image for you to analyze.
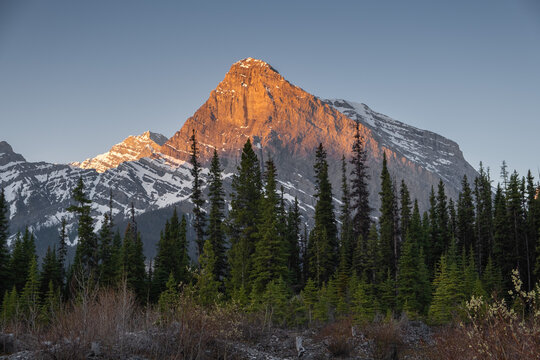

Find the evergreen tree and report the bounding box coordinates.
[399,180,412,236]
[436,180,451,260]
[9,229,36,292]
[251,160,288,294]
[352,275,378,322]
[301,278,318,324]
[507,171,526,284]
[57,218,68,278]
[0,188,10,298]
[428,254,464,324]
[121,221,147,301]
[350,122,371,241]
[339,155,354,272]
[228,138,262,297]
[68,177,98,277]
[98,213,117,286]
[379,153,398,278]
[397,231,430,315]
[261,277,290,327]
[196,239,220,306]
[286,197,302,290]
[474,163,493,272]
[307,143,338,285]
[189,129,206,257]
[20,256,40,326]
[493,184,511,288]
[39,246,62,299]
[456,175,475,252]
[1,286,18,324]
[207,149,227,282]
[152,210,189,300]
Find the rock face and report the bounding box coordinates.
[0,58,478,258]
[162,57,477,210]
[71,131,167,173]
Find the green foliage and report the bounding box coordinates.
[251,160,288,294]
[429,254,465,324]
[350,122,371,241]
[260,277,290,327]
[227,138,262,295]
[158,273,179,322]
[152,210,189,301]
[196,239,220,306]
[307,143,338,285]
[207,149,227,283]
[68,177,98,277]
[352,276,377,323]
[379,153,397,278]
[1,286,18,324]
[0,188,10,298]
[189,129,206,257]
[9,228,36,292]
[301,278,318,324]
[121,222,147,301]
[20,256,40,322]
[39,245,62,299]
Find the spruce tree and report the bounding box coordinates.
[228,138,262,297]
[350,122,371,241]
[207,149,227,283]
[457,175,475,252]
[286,197,302,290]
[68,177,98,277]
[20,256,40,327]
[0,188,10,298]
[98,213,117,286]
[507,172,526,283]
[9,229,36,292]
[251,160,288,294]
[152,209,189,300]
[57,218,68,279]
[39,246,62,299]
[379,153,398,278]
[399,180,412,236]
[189,129,206,257]
[307,143,338,285]
[121,221,147,301]
[493,184,511,288]
[474,163,493,273]
[339,155,354,272]
[196,239,220,306]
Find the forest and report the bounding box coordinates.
[1,124,539,359]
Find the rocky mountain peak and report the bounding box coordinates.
[71,131,167,173]
[0,141,26,165]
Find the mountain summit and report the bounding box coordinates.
[0,58,478,256]
[72,131,167,173]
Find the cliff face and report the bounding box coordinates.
[72,131,167,173]
[0,58,478,258]
[161,58,476,211]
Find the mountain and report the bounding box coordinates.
[71,131,167,173]
[0,58,478,259]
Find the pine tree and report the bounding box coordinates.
[158,273,179,321]
[261,277,290,327]
[39,280,61,325]
[301,278,318,324]
[9,229,36,292]
[436,180,451,261]
[397,231,430,315]
[350,122,371,241]
[57,217,68,279]
[207,149,227,283]
[196,239,220,306]
[1,286,18,324]
[379,153,398,278]
[39,246,62,299]
[189,129,206,257]
[340,155,354,272]
[68,177,98,277]
[251,160,288,294]
[121,221,147,301]
[152,210,189,300]
[98,213,117,286]
[286,197,302,290]
[307,143,338,285]
[228,138,262,296]
[493,184,511,288]
[0,188,10,298]
[352,275,378,322]
[474,163,493,273]
[400,180,412,236]
[428,254,464,324]
[456,175,475,252]
[20,256,40,327]
[507,172,526,284]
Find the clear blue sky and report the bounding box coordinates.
[1,0,539,181]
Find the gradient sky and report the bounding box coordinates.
[1,0,539,182]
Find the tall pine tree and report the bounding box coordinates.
[189,129,206,257]
[207,149,227,283]
[350,122,371,241]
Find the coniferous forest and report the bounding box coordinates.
[1,127,540,359]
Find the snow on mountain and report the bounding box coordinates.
[71,131,168,173]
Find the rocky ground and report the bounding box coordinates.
[0,319,433,360]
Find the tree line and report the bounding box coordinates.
[1,125,539,326]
